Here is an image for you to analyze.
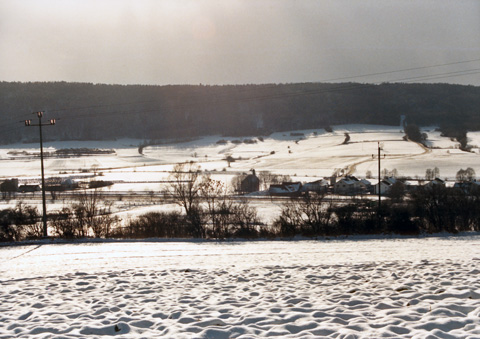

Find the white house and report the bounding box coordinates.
[334,176,367,195]
[301,179,329,193]
[373,177,398,195]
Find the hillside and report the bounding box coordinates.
[1,81,479,144]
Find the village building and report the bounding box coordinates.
[269,182,303,196]
[0,178,19,198]
[425,178,446,188]
[453,180,480,193]
[18,184,41,193]
[301,179,329,194]
[374,177,400,195]
[334,176,368,195]
[240,169,260,193]
[45,177,79,191]
[0,178,19,192]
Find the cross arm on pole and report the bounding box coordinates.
[22,111,56,237]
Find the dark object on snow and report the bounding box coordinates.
[240,169,260,193]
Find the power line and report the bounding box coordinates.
[10,57,480,118]
[318,57,480,83]
[398,69,480,84]
[2,57,479,137]
[2,65,476,132]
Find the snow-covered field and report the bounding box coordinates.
[1,235,480,338]
[2,124,479,184]
[1,124,479,223]
[2,125,480,338]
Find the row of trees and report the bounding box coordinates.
[2,81,480,144]
[0,191,119,241]
[274,184,480,237]
[164,162,262,239]
[3,163,480,242]
[0,163,266,241]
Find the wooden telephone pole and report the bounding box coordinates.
[24,111,56,237]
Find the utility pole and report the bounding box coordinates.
[24,111,55,237]
[378,141,381,210]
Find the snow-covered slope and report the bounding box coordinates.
[1,124,477,182]
[1,236,480,338]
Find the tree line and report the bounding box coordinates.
[2,163,480,242]
[1,81,479,144]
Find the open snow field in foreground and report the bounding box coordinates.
[1,236,480,338]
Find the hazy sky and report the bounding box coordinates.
[1,0,479,86]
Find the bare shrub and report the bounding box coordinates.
[230,200,262,238]
[121,211,187,239]
[50,207,81,239]
[51,190,119,239]
[273,194,334,237]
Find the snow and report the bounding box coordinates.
[1,235,480,338]
[1,123,480,230]
[1,124,479,184]
[2,124,480,337]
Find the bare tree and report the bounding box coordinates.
[425,168,433,180]
[200,176,231,238]
[169,162,205,237]
[71,189,119,238]
[466,167,476,181]
[456,168,476,182]
[225,155,235,167]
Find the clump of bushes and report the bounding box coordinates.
[5,173,480,242]
[0,203,42,241]
[271,184,480,238]
[50,190,120,239]
[112,211,188,239]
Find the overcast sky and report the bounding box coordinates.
[1,0,479,86]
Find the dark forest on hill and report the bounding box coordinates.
[1,81,479,144]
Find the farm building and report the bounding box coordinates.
[301,179,329,194]
[269,182,303,196]
[334,176,368,195]
[240,169,260,193]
